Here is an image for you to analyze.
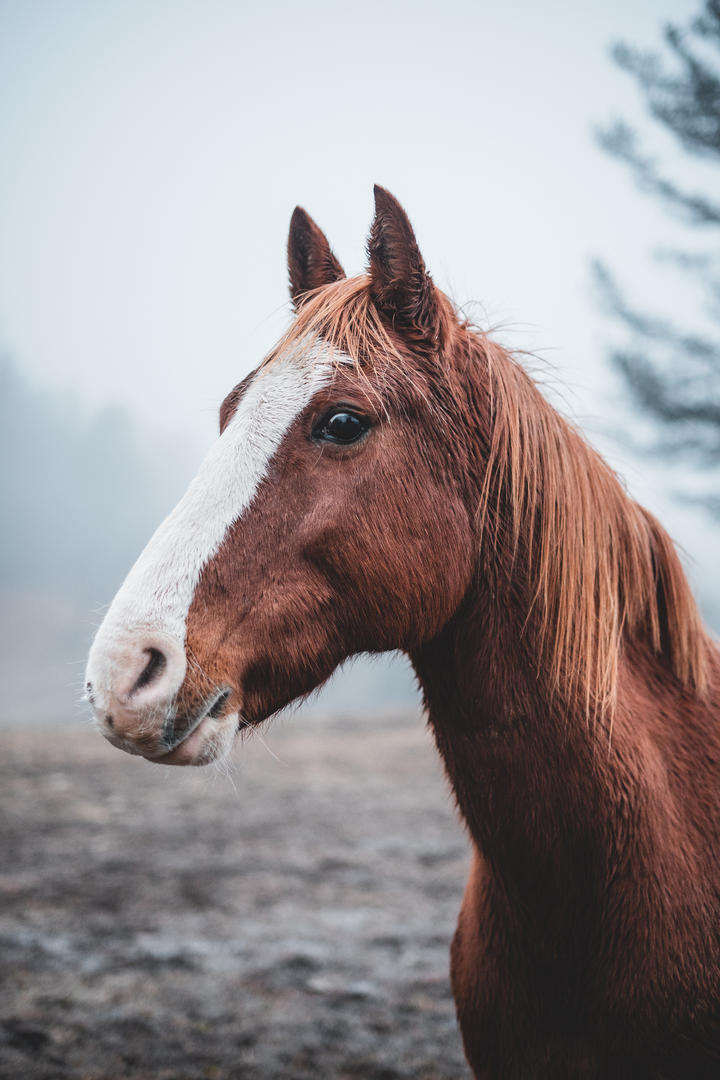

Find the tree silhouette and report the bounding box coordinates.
[594,0,720,515]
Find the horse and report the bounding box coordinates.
[86,186,720,1078]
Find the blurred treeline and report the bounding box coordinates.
[0,358,195,723]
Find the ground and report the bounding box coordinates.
[0,711,472,1079]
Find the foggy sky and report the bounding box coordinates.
[1,0,702,435]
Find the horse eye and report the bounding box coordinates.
[313,410,370,445]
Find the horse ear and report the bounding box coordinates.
[367,185,439,349]
[288,207,345,307]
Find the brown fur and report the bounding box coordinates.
[178,187,720,1076]
[287,205,345,306]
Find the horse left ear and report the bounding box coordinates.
[367,185,439,350]
[288,206,345,308]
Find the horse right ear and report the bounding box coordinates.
[367,185,440,351]
[288,207,345,308]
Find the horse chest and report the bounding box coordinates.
[449,848,720,1078]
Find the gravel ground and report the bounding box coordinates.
[0,712,472,1079]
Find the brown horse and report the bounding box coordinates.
[86,187,720,1078]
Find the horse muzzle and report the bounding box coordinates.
[85,630,236,766]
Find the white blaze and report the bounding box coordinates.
[86,337,336,704]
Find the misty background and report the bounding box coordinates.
[1,0,717,727]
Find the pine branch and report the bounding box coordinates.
[611,5,720,160]
[597,121,720,225]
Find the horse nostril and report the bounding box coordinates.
[131,647,167,695]
[208,688,231,719]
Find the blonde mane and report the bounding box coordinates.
[476,336,710,719]
[269,275,406,371]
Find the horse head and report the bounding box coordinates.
[85,188,477,764]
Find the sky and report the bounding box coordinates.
[1,0,717,634]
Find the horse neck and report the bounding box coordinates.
[411,579,600,843]
[410,587,641,948]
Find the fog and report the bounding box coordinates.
[0,0,716,725]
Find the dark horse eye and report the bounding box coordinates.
[313,410,369,445]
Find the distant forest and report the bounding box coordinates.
[0,359,195,722]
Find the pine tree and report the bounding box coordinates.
[595,0,720,514]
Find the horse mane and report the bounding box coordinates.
[272,276,711,719]
[474,335,710,719]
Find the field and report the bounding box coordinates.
[0,712,471,1079]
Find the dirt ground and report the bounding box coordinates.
[0,712,472,1080]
